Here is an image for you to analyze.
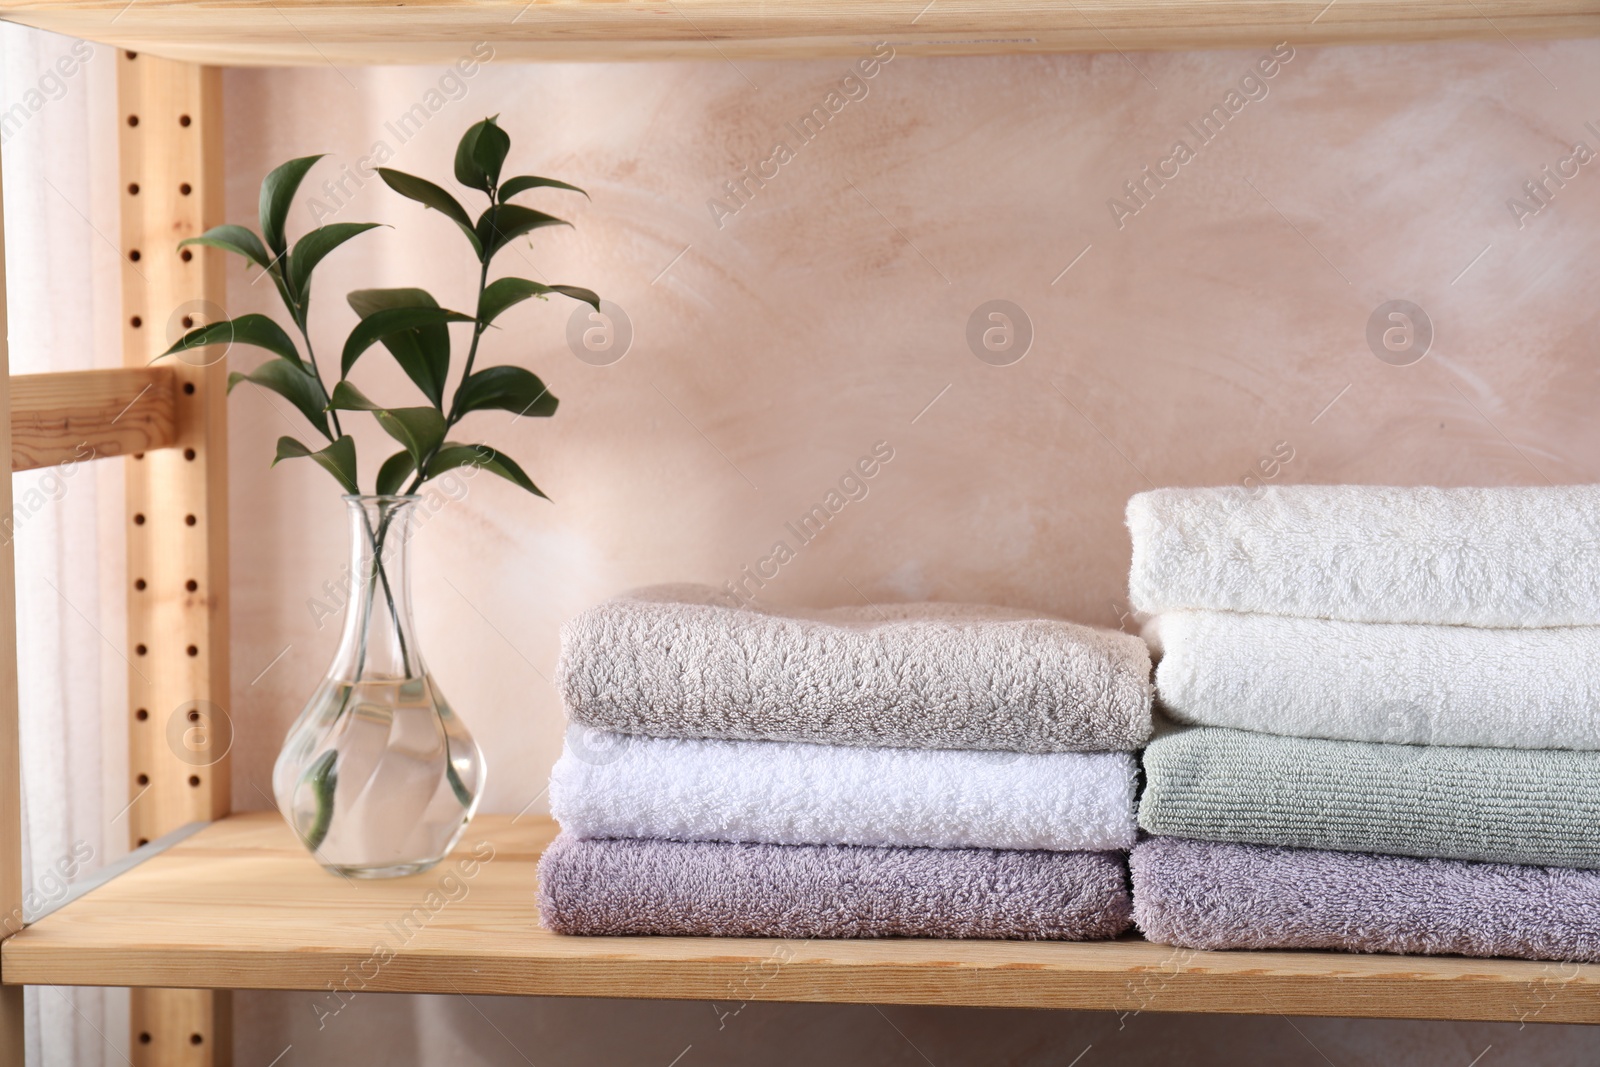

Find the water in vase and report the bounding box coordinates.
[274,496,485,878]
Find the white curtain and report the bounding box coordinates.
[1,23,128,1067]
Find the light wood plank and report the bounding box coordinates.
[0,124,26,1067]
[9,367,177,472]
[4,813,1599,1025]
[118,50,231,1067]
[0,0,1596,63]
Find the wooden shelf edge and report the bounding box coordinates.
[9,367,176,472]
[0,1,1596,65]
[3,813,1598,1024]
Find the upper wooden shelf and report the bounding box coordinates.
[6,811,1599,1023]
[0,1,1597,64]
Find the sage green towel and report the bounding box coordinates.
[1139,725,1600,869]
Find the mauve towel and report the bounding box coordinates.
[1127,484,1600,627]
[540,834,1133,940]
[1139,725,1600,868]
[557,584,1152,752]
[1132,836,1600,962]
[1149,611,1600,750]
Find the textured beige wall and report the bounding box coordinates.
[222,38,1600,1064]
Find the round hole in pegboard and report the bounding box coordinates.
[183,382,196,395]
[134,578,146,591]
[184,448,196,461]
[180,182,193,195]
[180,249,193,263]
[185,514,197,526]
[129,316,142,329]
[186,645,199,657]
[124,50,138,60]
[133,453,145,461]
[135,708,149,721]
[190,1034,203,1046]
[135,644,147,656]
[136,838,148,847]
[186,579,198,592]
[126,114,139,127]
[136,773,149,786]
[179,114,192,127]
[181,315,194,328]
[128,249,141,262]
[188,775,201,788]
[132,513,145,525]
[127,182,140,195]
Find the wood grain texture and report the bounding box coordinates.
[0,136,25,1067]
[0,0,1596,63]
[9,367,177,472]
[4,812,1598,1025]
[118,51,232,1067]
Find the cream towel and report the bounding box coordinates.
[1151,611,1600,749]
[1128,484,1600,626]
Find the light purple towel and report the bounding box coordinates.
[1132,836,1600,962]
[539,834,1133,940]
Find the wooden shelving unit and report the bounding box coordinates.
[9,813,1600,1025]
[0,3,1597,1064]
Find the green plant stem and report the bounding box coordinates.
[286,292,343,441]
[401,206,498,495]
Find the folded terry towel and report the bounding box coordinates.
[1139,725,1600,868]
[1150,611,1600,750]
[1132,836,1600,963]
[557,583,1152,752]
[550,728,1137,851]
[540,834,1133,940]
[1127,484,1600,627]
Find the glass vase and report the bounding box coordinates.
[273,494,485,878]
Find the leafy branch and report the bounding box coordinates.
[160,117,600,502]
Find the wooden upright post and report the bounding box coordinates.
[0,135,28,1067]
[118,51,232,1067]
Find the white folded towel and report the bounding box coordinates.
[1150,611,1600,750]
[549,727,1137,852]
[1128,484,1600,627]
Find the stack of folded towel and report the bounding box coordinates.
[538,583,1153,940]
[1126,484,1600,963]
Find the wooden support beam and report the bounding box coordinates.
[118,50,232,1067]
[0,128,27,1067]
[9,367,177,472]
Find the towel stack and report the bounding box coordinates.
[539,583,1153,940]
[1126,485,1600,963]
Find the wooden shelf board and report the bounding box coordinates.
[3,812,1598,1023]
[0,1,1596,64]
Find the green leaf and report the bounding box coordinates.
[428,442,546,499]
[476,204,570,262]
[376,168,482,255]
[454,365,558,419]
[327,380,383,411]
[162,314,304,368]
[498,174,589,203]
[477,277,600,325]
[179,224,272,271]
[455,116,508,195]
[302,749,338,852]
[273,434,359,494]
[228,359,332,438]
[259,154,325,258]
[288,222,383,296]
[342,289,473,404]
[375,407,447,467]
[376,450,417,496]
